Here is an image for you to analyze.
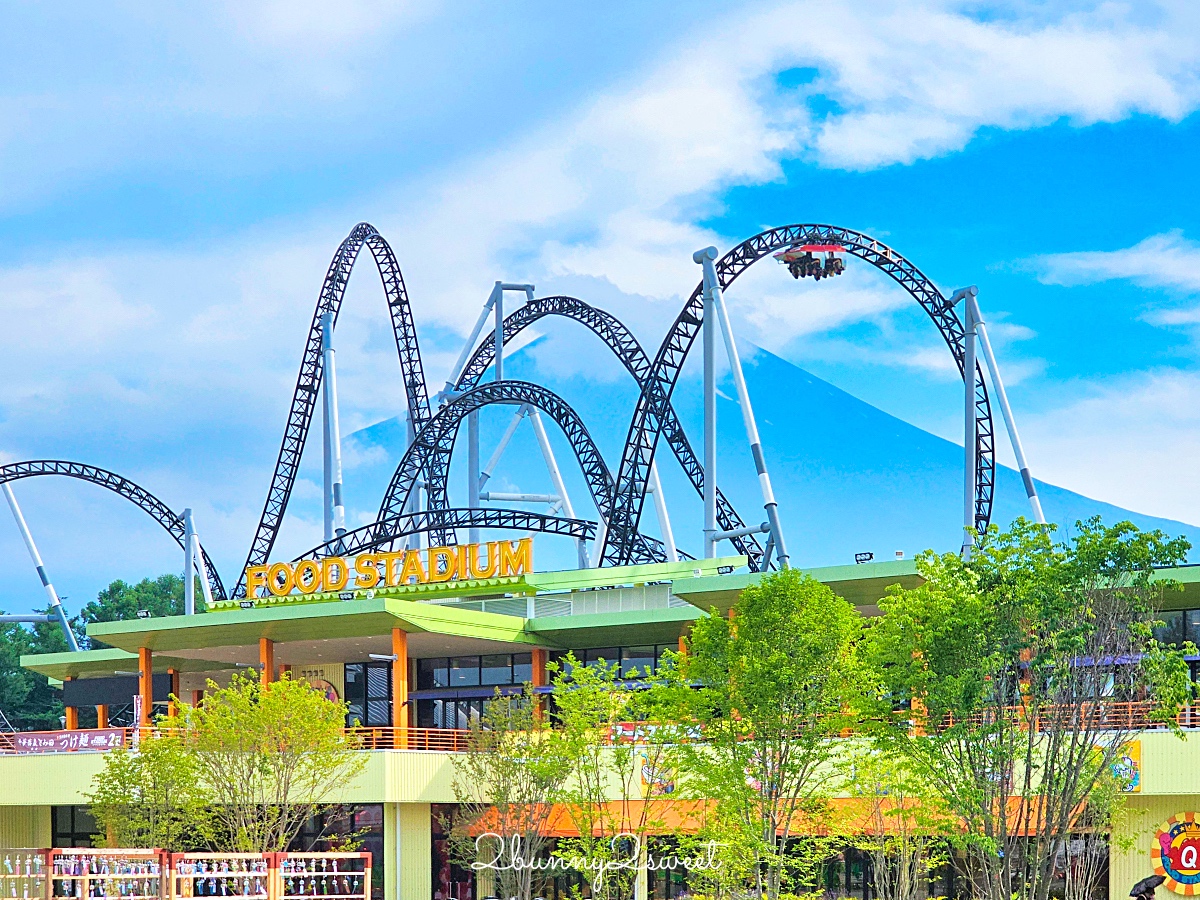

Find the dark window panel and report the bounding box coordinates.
[366,664,391,700]
[586,648,620,668]
[621,646,655,679]
[450,657,480,687]
[481,654,512,686]
[1156,611,1185,646]
[512,652,533,684]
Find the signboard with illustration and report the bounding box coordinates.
[12,728,126,753]
[1114,739,1142,793]
[1153,813,1200,893]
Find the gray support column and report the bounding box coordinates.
[480,405,529,490]
[468,411,481,545]
[966,290,1047,525]
[646,462,678,563]
[699,246,790,567]
[527,408,589,567]
[695,248,718,559]
[183,508,196,616]
[2,484,79,651]
[320,312,346,543]
[494,283,505,383]
[960,295,978,560]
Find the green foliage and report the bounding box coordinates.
[860,517,1191,900]
[679,568,861,900]
[85,730,212,851]
[449,686,572,900]
[0,572,189,729]
[550,652,688,900]
[174,671,367,853]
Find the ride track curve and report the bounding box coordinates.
[599,223,996,567]
[0,461,227,602]
[236,223,432,598]
[413,294,768,571]
[371,380,669,565]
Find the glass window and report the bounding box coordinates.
[1187,610,1200,646]
[512,652,533,684]
[1156,611,1185,646]
[621,646,655,679]
[586,648,619,668]
[481,654,513,686]
[417,658,448,689]
[450,657,480,686]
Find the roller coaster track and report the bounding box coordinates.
[600,224,996,566]
[372,380,665,564]
[294,507,598,561]
[235,223,431,597]
[0,460,227,601]
[433,295,767,570]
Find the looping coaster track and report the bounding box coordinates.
[6,221,996,603]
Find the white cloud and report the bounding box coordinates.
[1032,230,1200,293]
[2,0,1199,603]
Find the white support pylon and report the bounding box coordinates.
[2,484,79,651]
[696,246,789,568]
[646,462,678,563]
[320,312,346,545]
[958,287,1047,526]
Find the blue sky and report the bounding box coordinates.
[2,0,1200,612]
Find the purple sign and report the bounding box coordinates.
[12,728,126,753]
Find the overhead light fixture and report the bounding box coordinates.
[114,670,142,677]
[369,654,398,662]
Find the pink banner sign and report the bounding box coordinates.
[12,728,126,753]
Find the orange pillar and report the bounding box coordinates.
[259,638,275,686]
[531,648,549,719]
[190,689,203,707]
[165,669,179,718]
[96,705,108,729]
[392,628,409,747]
[138,647,153,726]
[63,677,77,730]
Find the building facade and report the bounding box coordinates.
[4,554,1199,900]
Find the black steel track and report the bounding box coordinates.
[600,224,996,566]
[294,507,597,560]
[376,380,665,563]
[439,295,767,570]
[0,460,227,601]
[235,223,430,597]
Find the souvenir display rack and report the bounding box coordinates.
[0,850,48,900]
[169,855,268,899]
[48,849,165,900]
[273,855,369,900]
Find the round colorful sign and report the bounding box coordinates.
[1153,813,1200,894]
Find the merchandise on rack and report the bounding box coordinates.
[169,855,269,899]
[49,850,165,900]
[0,850,48,900]
[273,855,369,900]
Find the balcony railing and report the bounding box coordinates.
[3,701,1199,755]
[0,726,473,755]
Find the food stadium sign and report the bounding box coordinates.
[244,537,533,599]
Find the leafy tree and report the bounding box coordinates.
[449,686,572,900]
[551,653,687,900]
[679,568,862,900]
[0,612,81,730]
[844,750,953,900]
[85,729,212,850]
[862,518,1192,900]
[173,671,367,853]
[81,575,191,648]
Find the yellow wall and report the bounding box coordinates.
[0,807,50,848]
[389,803,431,900]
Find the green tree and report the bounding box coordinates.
[0,612,81,730]
[81,575,190,648]
[175,671,367,852]
[679,568,862,900]
[85,729,212,851]
[862,518,1192,900]
[449,686,572,900]
[550,653,687,900]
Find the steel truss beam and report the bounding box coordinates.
[0,460,227,601]
[600,224,996,566]
[376,380,666,563]
[236,223,431,597]
[294,506,597,560]
[436,295,768,570]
